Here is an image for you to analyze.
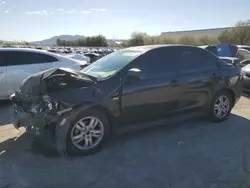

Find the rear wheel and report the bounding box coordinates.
[209,91,232,122]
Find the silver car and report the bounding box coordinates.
[0,48,88,99]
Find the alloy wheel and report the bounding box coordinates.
[213,95,230,119]
[70,116,104,150]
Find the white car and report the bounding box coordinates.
[237,45,250,52]
[65,54,90,63]
[0,48,88,100]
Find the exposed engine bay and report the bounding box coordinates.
[10,68,94,130]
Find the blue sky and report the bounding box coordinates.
[1,0,249,41]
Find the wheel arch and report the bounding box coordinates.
[214,88,236,106]
[71,102,116,135]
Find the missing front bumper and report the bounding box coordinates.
[12,104,47,129]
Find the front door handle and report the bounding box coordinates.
[170,80,180,87]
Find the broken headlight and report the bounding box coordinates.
[43,95,54,111]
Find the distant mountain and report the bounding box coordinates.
[32,35,86,45]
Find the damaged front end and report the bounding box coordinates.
[10,68,94,132]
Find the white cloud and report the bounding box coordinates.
[2,1,6,4]
[64,9,77,14]
[57,9,77,14]
[90,8,107,12]
[82,10,90,14]
[4,10,8,13]
[26,10,50,16]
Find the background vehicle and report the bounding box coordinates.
[11,45,242,156]
[237,48,250,61]
[241,64,250,91]
[0,48,88,99]
[64,54,91,63]
[241,59,250,67]
[84,52,101,63]
[237,45,250,52]
[220,57,241,66]
[200,44,239,57]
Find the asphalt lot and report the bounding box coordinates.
[1,96,250,188]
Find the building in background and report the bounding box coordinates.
[161,27,233,39]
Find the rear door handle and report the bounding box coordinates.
[170,80,180,87]
[211,73,218,77]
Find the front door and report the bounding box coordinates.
[120,47,181,125]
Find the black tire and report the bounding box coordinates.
[65,109,110,156]
[209,91,233,122]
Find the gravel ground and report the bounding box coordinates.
[1,96,250,188]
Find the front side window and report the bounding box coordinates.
[131,47,178,79]
[81,50,142,78]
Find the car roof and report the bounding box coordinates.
[0,47,62,58]
[125,44,199,52]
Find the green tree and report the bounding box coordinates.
[178,36,197,45]
[198,36,218,45]
[218,30,233,44]
[56,38,62,46]
[232,20,250,44]
[128,32,147,46]
[218,20,250,44]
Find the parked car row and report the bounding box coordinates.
[200,44,250,92]
[10,44,243,156]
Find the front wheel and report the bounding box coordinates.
[209,91,233,122]
[66,109,110,156]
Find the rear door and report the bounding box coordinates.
[121,47,181,125]
[6,51,57,95]
[0,52,8,99]
[175,47,220,111]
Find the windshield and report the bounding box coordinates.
[242,47,250,52]
[80,50,142,78]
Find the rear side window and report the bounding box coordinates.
[176,47,217,73]
[0,52,5,66]
[4,51,58,66]
[132,47,178,78]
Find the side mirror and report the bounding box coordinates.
[126,68,142,83]
[240,59,250,67]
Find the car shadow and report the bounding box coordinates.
[1,113,250,188]
[0,100,13,126]
[0,113,249,157]
[108,113,250,149]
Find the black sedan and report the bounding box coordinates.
[10,45,243,156]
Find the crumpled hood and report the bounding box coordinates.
[15,68,94,101]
